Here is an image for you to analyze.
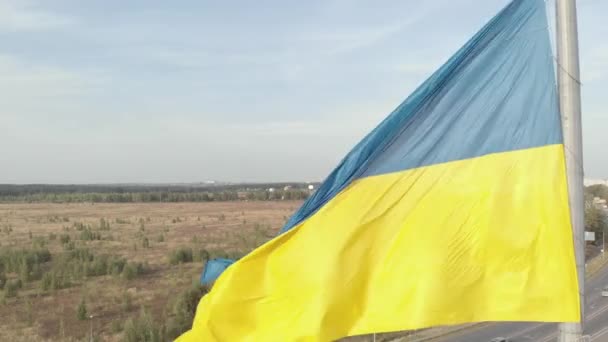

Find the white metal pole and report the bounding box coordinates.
[89,315,94,342]
[556,0,585,341]
[602,209,606,256]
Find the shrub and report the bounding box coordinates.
[5,279,21,298]
[108,257,127,276]
[73,222,87,231]
[40,271,54,291]
[168,248,193,265]
[86,256,109,277]
[40,271,51,290]
[19,259,30,283]
[122,264,137,280]
[32,236,47,248]
[63,241,75,251]
[39,248,128,287]
[67,248,94,262]
[77,298,87,320]
[193,249,210,263]
[2,224,13,235]
[37,249,52,262]
[122,262,146,281]
[123,307,165,342]
[111,319,123,333]
[99,218,110,230]
[0,272,6,290]
[80,227,101,241]
[59,234,71,245]
[0,248,51,277]
[156,234,164,243]
[122,290,133,312]
[142,237,149,249]
[166,284,209,339]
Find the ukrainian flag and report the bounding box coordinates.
[178,0,579,340]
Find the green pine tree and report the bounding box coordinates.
[77,298,88,320]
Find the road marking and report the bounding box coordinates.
[587,301,608,321]
[505,323,546,339]
[537,332,557,342]
[592,326,608,341]
[534,304,608,342]
[511,300,608,342]
[427,323,490,341]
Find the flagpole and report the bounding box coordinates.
[556,0,585,341]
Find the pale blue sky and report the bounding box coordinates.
[0,0,605,183]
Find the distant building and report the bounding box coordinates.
[585,179,608,186]
[268,188,275,192]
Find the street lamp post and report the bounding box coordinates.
[89,314,95,342]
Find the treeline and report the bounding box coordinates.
[586,184,608,201]
[584,184,608,244]
[0,189,311,203]
[0,183,318,196]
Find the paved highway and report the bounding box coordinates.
[437,262,608,342]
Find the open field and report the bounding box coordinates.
[0,201,300,341]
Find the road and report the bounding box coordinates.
[436,262,608,342]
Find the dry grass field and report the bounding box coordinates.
[0,201,301,341]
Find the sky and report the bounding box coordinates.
[0,0,605,184]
